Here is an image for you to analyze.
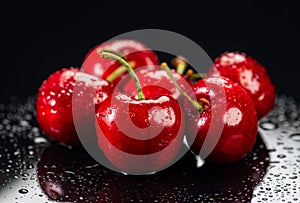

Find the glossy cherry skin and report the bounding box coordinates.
[122,67,193,101]
[36,68,114,146]
[82,39,160,84]
[95,89,184,174]
[186,77,258,163]
[210,51,275,119]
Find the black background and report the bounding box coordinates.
[1,2,299,103]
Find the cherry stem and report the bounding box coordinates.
[99,50,145,100]
[161,62,204,112]
[192,72,207,80]
[106,61,136,83]
[185,69,206,80]
[172,56,187,75]
[185,69,194,79]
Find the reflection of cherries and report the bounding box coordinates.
[37,135,269,202]
[186,77,258,163]
[37,144,120,202]
[95,51,184,174]
[36,68,114,146]
[82,39,159,84]
[211,51,275,118]
[180,135,269,202]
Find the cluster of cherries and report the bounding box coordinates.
[36,39,275,173]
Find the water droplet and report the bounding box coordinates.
[33,137,48,145]
[21,173,29,177]
[30,173,36,180]
[64,170,75,175]
[289,133,300,142]
[46,171,55,175]
[27,164,34,169]
[19,120,30,127]
[283,147,293,150]
[27,150,35,156]
[27,145,34,150]
[195,155,204,168]
[259,122,277,130]
[13,150,20,156]
[277,154,286,159]
[18,189,28,194]
[85,164,100,169]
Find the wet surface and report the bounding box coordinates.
[0,95,299,202]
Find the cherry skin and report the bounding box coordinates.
[122,66,192,101]
[82,39,160,84]
[95,50,184,174]
[95,91,184,174]
[210,51,275,119]
[186,76,258,163]
[36,67,114,146]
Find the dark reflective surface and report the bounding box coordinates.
[0,95,299,202]
[36,135,269,202]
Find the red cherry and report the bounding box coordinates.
[36,68,114,146]
[186,77,258,163]
[95,51,184,174]
[82,39,159,84]
[123,66,192,101]
[210,51,275,119]
[95,92,184,173]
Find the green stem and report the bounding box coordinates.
[106,61,136,83]
[192,72,207,80]
[172,57,187,75]
[161,63,205,112]
[176,63,187,75]
[99,50,145,100]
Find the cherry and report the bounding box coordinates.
[210,51,275,119]
[122,66,189,100]
[122,58,193,101]
[95,51,184,174]
[163,64,258,163]
[187,77,258,163]
[36,67,114,146]
[82,39,160,84]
